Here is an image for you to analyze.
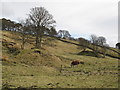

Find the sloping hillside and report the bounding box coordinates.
[1,31,119,88]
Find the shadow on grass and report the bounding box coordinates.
[77,51,102,58]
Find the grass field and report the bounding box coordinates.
[1,31,119,88]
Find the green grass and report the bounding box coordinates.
[1,30,119,88]
[2,62,118,88]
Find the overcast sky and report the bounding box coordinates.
[0,0,119,47]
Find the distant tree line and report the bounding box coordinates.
[0,18,22,31]
[0,18,58,36]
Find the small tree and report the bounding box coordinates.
[58,30,71,39]
[90,34,108,57]
[90,34,99,56]
[90,34,98,44]
[19,19,30,49]
[49,26,57,36]
[98,36,107,57]
[1,18,11,31]
[97,36,106,46]
[15,23,22,32]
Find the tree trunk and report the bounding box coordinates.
[39,28,43,48]
[39,36,42,48]
[36,28,40,48]
[35,27,43,49]
[36,34,39,48]
[21,31,26,50]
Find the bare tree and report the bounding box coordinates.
[58,30,71,39]
[90,34,98,44]
[19,19,30,49]
[90,34,99,56]
[98,36,107,57]
[90,35,108,57]
[28,7,56,48]
[49,26,57,36]
[97,36,106,46]
[64,31,71,38]
[90,35,107,46]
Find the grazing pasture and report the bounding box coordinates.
[1,31,119,88]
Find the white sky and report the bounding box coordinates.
[0,0,119,47]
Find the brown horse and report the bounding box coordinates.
[71,60,79,67]
[71,60,84,67]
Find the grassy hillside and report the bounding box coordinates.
[1,31,119,88]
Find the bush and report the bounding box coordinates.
[7,47,20,55]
